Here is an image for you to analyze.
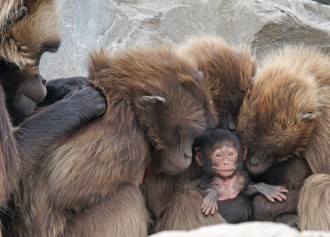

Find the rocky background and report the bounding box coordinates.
[39,0,330,235]
[40,0,330,80]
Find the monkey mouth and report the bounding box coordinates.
[218,169,235,172]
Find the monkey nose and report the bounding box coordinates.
[184,153,192,159]
[184,149,192,159]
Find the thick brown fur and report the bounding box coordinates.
[237,45,330,174]
[178,36,256,129]
[298,174,330,231]
[142,36,256,234]
[11,46,218,237]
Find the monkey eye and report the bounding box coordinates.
[228,152,234,156]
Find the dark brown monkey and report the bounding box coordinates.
[142,36,256,233]
[298,174,330,231]
[236,45,328,227]
[0,1,106,236]
[10,46,218,237]
[195,129,287,222]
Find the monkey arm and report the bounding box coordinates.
[245,182,288,202]
[201,188,219,216]
[14,87,106,177]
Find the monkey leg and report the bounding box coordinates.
[65,183,148,237]
[252,189,299,222]
[154,182,226,232]
[218,193,251,223]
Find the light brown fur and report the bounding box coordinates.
[298,174,330,231]
[11,46,218,237]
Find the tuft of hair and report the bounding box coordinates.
[298,174,330,231]
[0,0,24,34]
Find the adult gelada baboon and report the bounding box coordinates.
[237,45,330,229]
[1,1,106,236]
[142,36,256,233]
[298,174,330,231]
[10,46,218,237]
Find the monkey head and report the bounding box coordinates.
[0,0,61,120]
[194,128,243,179]
[237,47,320,175]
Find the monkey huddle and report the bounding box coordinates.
[1,1,330,236]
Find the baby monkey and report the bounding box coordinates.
[195,128,288,217]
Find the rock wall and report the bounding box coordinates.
[40,0,330,80]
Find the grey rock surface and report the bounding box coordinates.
[40,0,330,80]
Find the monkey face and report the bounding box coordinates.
[0,0,61,120]
[211,145,238,178]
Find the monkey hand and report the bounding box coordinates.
[65,87,107,119]
[201,189,219,216]
[255,183,288,202]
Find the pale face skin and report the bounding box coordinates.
[210,145,238,178]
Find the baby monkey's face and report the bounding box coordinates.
[211,145,238,178]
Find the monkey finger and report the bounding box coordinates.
[266,195,275,202]
[274,193,287,201]
[278,192,287,200]
[201,204,208,212]
[201,203,209,212]
[211,206,217,215]
[277,186,289,193]
[273,195,283,202]
[201,206,208,214]
[205,207,212,216]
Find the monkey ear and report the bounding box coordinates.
[194,146,204,166]
[198,71,204,81]
[141,95,166,104]
[134,95,166,150]
[298,112,317,122]
[242,145,248,160]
